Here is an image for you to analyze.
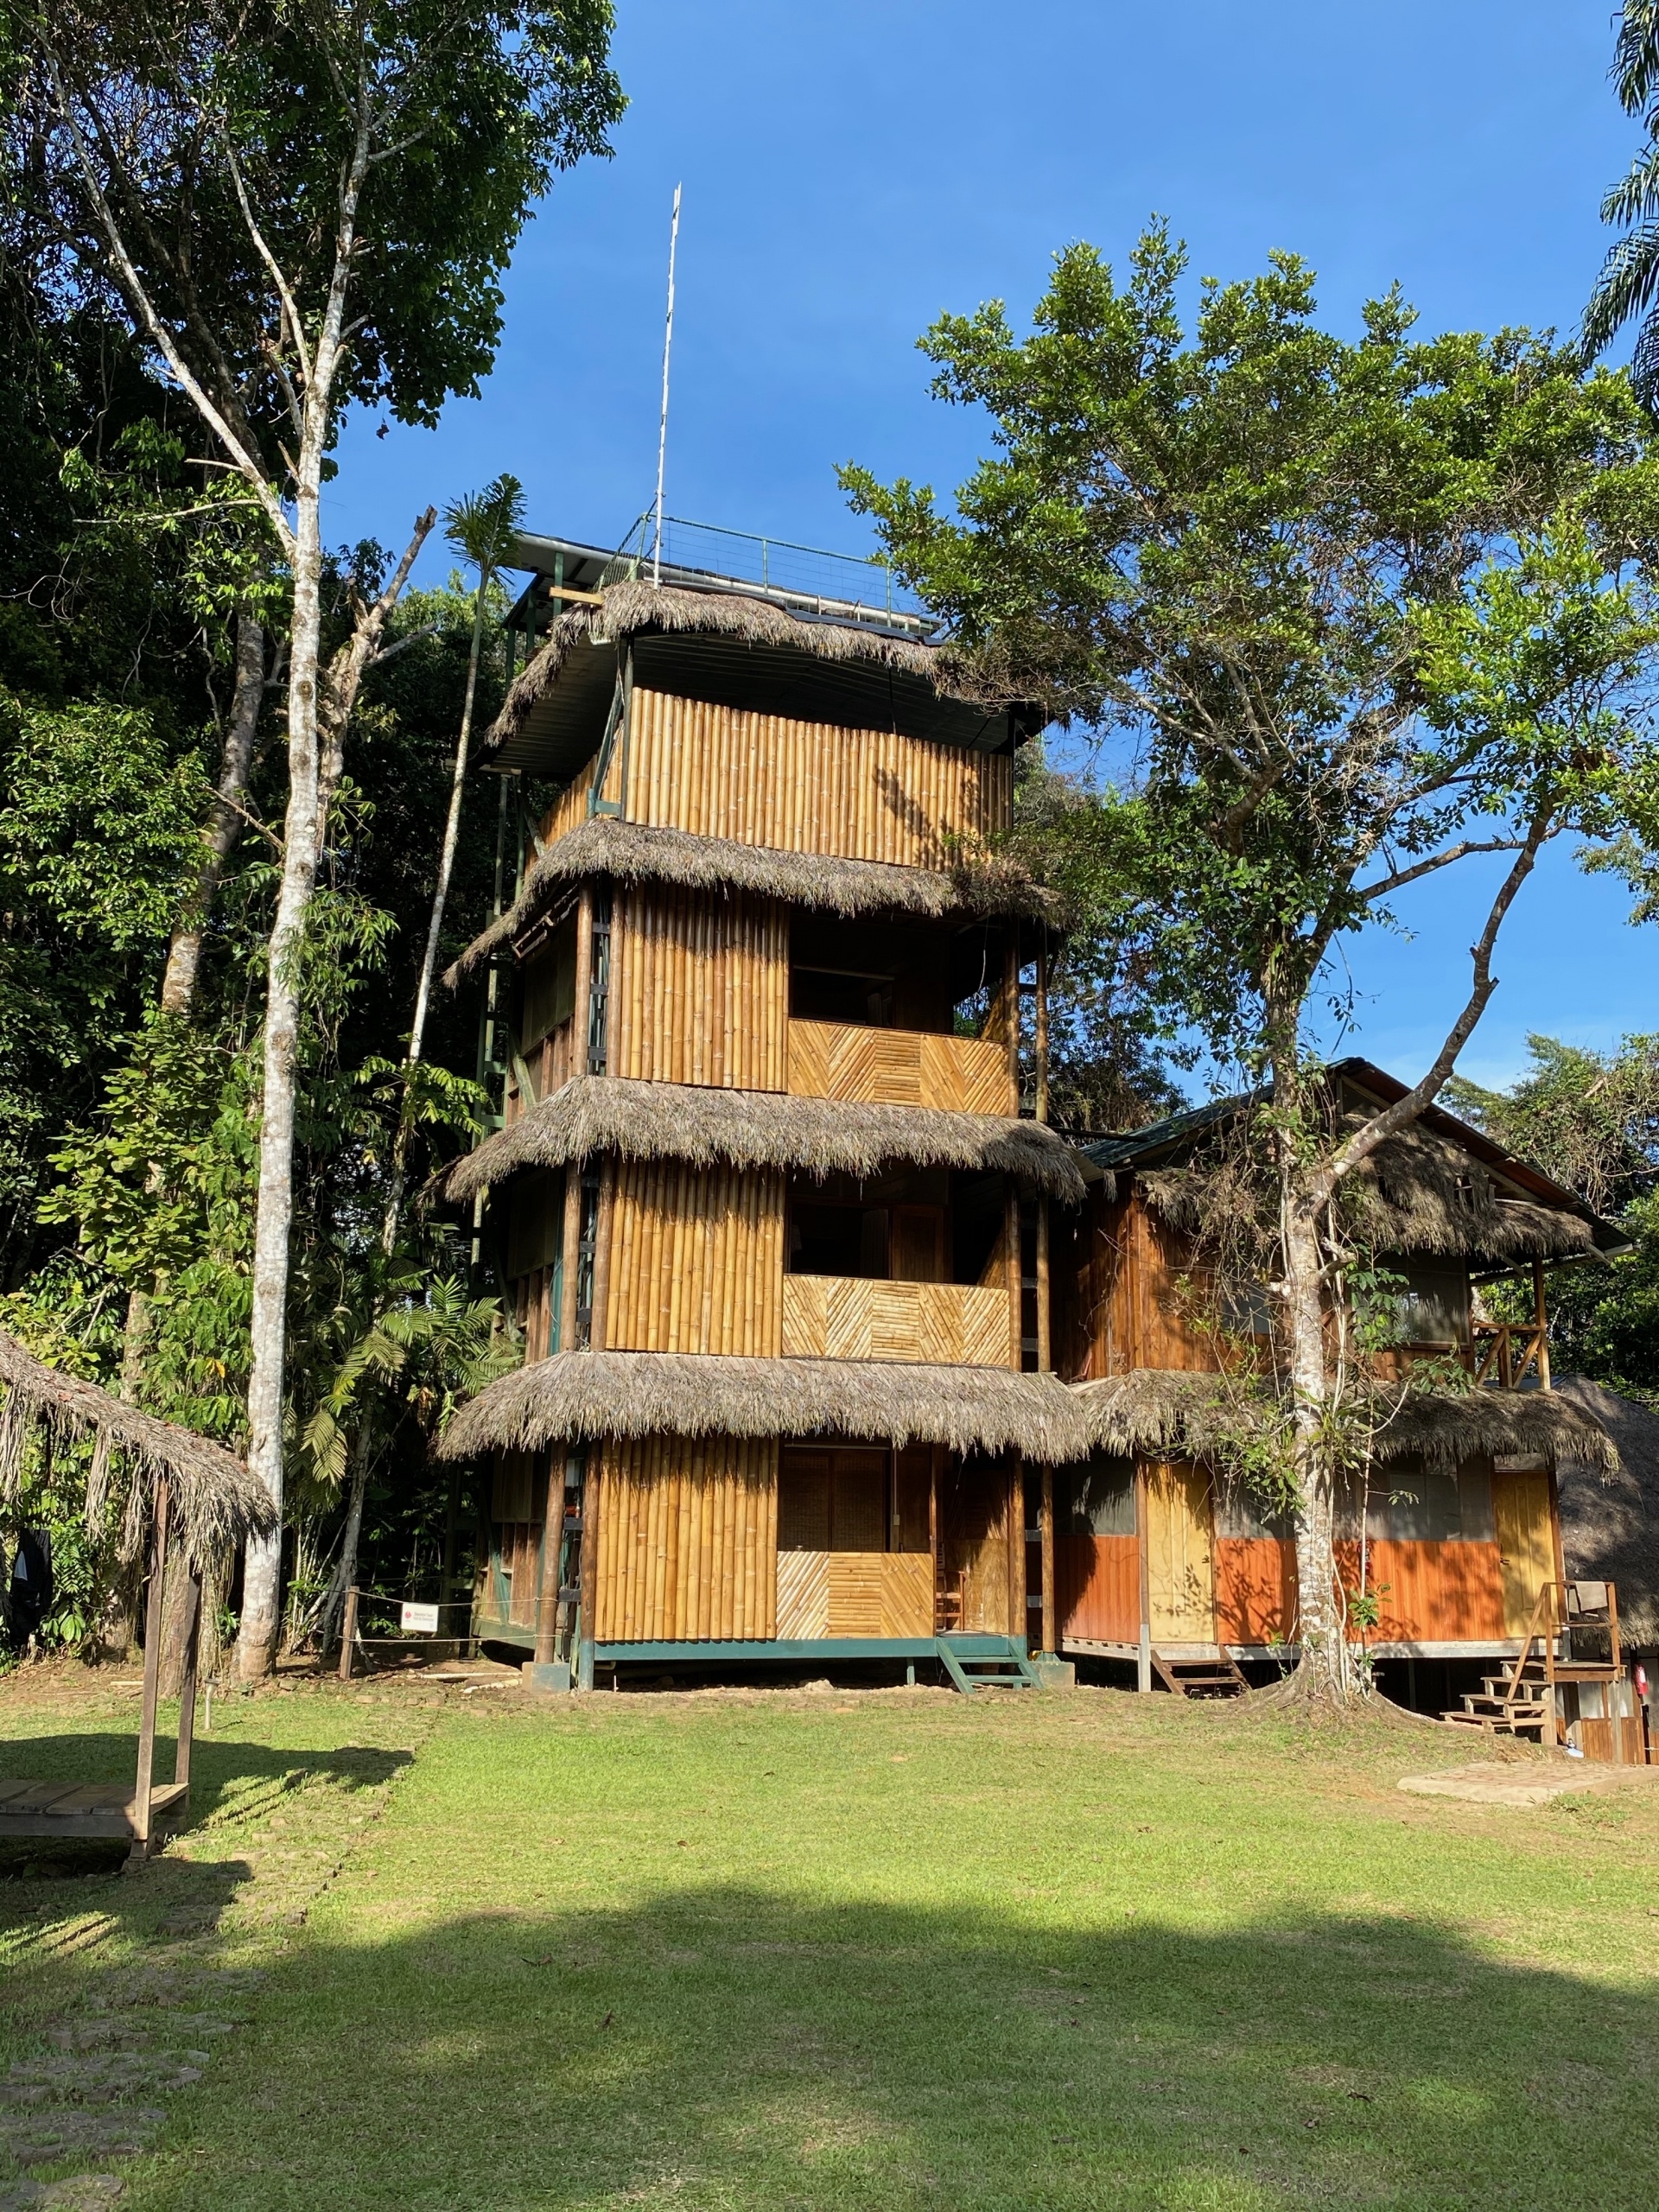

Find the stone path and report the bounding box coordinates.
[1398,1758,1659,1807]
[0,1693,436,2209]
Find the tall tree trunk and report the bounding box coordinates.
[162,608,266,1017]
[319,1415,375,1657]
[379,580,489,1252]
[238,486,326,1683]
[1271,1035,1347,1700]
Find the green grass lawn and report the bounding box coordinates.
[3,1671,1657,2210]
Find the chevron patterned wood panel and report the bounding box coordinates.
[775,1549,830,1638]
[781,1274,1013,1367]
[787,1019,1013,1114]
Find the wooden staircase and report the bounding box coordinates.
[1151,1650,1248,1699]
[1442,1583,1558,1742]
[938,1636,1040,1694]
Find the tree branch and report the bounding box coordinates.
[1355,837,1529,902]
[1322,805,1558,1194]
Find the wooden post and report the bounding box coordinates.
[928,1446,939,1632]
[1004,931,1021,1111]
[558,1166,582,1357]
[589,1160,614,1351]
[1034,942,1049,1124]
[1007,1452,1027,1646]
[1036,1199,1051,1370]
[1039,1463,1056,1659]
[1135,1463,1152,1694]
[339,1585,359,1681]
[174,1570,201,1794]
[1008,1186,1023,1364]
[576,1452,599,1690]
[1533,1258,1552,1392]
[130,1478,169,1862]
[534,1454,563,1666]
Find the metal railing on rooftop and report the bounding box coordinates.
[602,511,938,640]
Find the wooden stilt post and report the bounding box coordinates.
[129,1478,169,1865]
[174,1569,201,1796]
[1039,1464,1056,1659]
[929,1446,939,1633]
[1034,942,1049,1125]
[1135,1463,1153,1694]
[339,1586,359,1681]
[1533,1258,1552,1392]
[1008,1452,1027,1646]
[534,1453,563,1669]
[1006,1184,1022,1370]
[576,1451,599,1690]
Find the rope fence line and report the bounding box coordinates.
[338,1585,474,1681]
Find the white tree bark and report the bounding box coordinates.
[161,609,267,1019]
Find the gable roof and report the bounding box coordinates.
[1083,1057,1629,1268]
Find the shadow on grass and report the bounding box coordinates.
[89,1884,1659,2211]
[0,1733,410,1898]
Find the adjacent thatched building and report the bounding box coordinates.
[439,537,1073,1689]
[1043,1062,1628,1689]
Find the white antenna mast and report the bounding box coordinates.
[652,182,682,587]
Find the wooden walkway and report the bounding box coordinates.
[0,1777,189,1842]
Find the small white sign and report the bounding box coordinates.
[400,1602,441,1635]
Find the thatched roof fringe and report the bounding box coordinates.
[0,1328,275,1569]
[446,817,1058,988]
[1554,1376,1659,1645]
[483,582,979,763]
[444,1076,1090,1204]
[1141,1114,1600,1268]
[437,1350,1094,1464]
[1071,1365,1618,1475]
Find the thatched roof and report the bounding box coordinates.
[444,1075,1089,1205]
[437,1349,1092,1464]
[1554,1375,1659,1645]
[487,581,963,759]
[446,817,1057,988]
[1071,1366,1618,1475]
[0,1328,276,1568]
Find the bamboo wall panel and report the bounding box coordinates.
[780,1274,1012,1367]
[606,1162,785,1356]
[788,1019,1014,1116]
[1492,1469,1554,1635]
[592,1435,779,1642]
[773,1552,932,1638]
[1214,1538,1296,1646]
[537,753,602,849]
[1334,1539,1504,1643]
[1145,1463,1215,1642]
[1056,1534,1140,1643]
[609,886,787,1091]
[620,688,1012,862]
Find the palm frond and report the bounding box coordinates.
[442,474,526,579]
[1615,0,1659,118]
[1582,219,1659,358]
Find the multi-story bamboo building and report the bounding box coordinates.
[439,540,1092,1690]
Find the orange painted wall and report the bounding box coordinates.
[1056,1534,1139,1643]
[1335,1539,1504,1643]
[1214,1538,1296,1645]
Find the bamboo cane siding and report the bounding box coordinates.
[780,1275,1012,1367]
[609,886,787,1090]
[788,1019,1014,1115]
[541,753,602,847]
[591,1435,779,1641]
[613,689,1012,862]
[605,1162,785,1355]
[1071,1191,1225,1379]
[772,1551,934,1637]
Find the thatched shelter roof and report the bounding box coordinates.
[446,817,1058,988]
[437,1349,1093,1464]
[1554,1375,1659,1646]
[480,580,1033,782]
[0,1328,275,1569]
[1071,1365,1618,1475]
[444,1075,1090,1205]
[1091,1057,1624,1268]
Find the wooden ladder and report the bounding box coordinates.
[1151,1650,1248,1700]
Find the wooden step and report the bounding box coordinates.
[1151,1651,1248,1700]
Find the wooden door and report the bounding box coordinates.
[1145,1463,1215,1643]
[893,1206,946,1282]
[1492,1468,1554,1636]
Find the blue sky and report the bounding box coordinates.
[331,1,1655,1094]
